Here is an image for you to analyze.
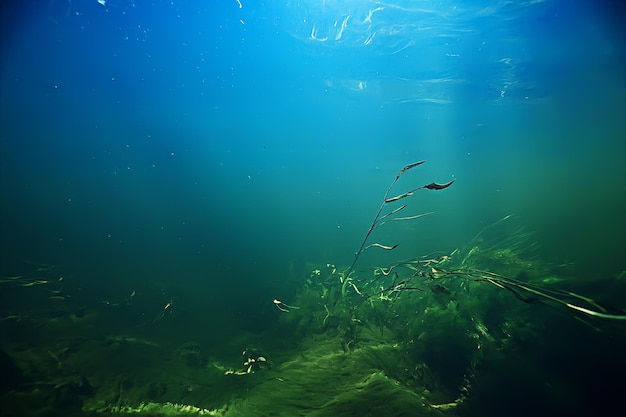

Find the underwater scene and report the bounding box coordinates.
[0,0,624,416]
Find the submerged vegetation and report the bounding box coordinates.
[1,162,625,416]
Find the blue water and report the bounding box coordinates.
[3,0,623,289]
[1,0,625,415]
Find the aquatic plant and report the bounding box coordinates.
[344,160,454,283]
[343,162,626,329]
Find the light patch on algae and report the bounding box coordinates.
[79,332,448,417]
[220,336,445,417]
[101,402,225,416]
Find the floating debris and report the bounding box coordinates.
[273,299,300,313]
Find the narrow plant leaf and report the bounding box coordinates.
[384,186,423,203]
[424,179,455,190]
[388,212,434,222]
[364,243,399,251]
[395,161,425,179]
[376,205,408,224]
